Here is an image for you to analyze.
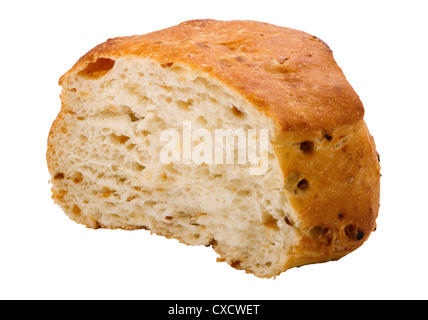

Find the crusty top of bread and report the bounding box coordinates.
[60,19,364,132]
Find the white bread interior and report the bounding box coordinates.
[48,57,300,278]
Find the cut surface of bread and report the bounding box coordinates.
[47,20,380,278]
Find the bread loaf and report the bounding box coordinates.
[47,19,380,278]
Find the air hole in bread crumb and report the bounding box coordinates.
[145,200,157,207]
[139,130,150,137]
[128,111,140,122]
[161,62,174,68]
[196,115,208,126]
[127,143,136,151]
[126,195,138,202]
[54,173,65,180]
[99,187,114,198]
[262,212,279,231]
[237,189,252,196]
[71,172,83,184]
[231,105,245,117]
[110,134,130,144]
[177,99,193,111]
[231,260,241,268]
[72,205,81,215]
[54,189,67,201]
[77,58,115,79]
[105,202,116,208]
[284,216,293,226]
[132,162,146,172]
[79,134,88,143]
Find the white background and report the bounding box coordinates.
[1,0,427,300]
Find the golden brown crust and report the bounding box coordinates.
[276,120,380,269]
[60,19,364,132]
